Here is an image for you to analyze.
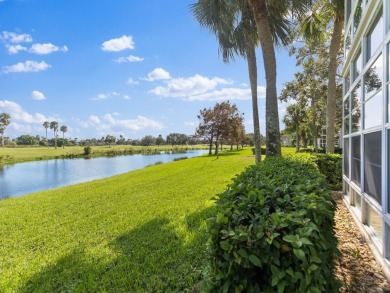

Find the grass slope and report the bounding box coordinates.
[0,149,254,292]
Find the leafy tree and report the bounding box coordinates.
[196,101,244,156]
[104,135,116,147]
[0,113,11,147]
[43,121,50,149]
[282,104,307,152]
[140,135,156,147]
[166,133,188,146]
[299,0,344,153]
[191,0,262,163]
[60,125,68,149]
[16,134,39,146]
[50,121,59,149]
[156,134,165,146]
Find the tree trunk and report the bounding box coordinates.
[249,0,281,157]
[208,133,214,155]
[296,123,300,153]
[54,131,57,149]
[326,14,343,154]
[0,134,3,147]
[63,133,65,149]
[246,41,262,163]
[46,129,48,149]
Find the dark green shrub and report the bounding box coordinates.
[173,156,188,161]
[298,147,313,153]
[311,154,342,191]
[83,146,92,156]
[334,147,342,154]
[205,156,340,292]
[251,147,266,155]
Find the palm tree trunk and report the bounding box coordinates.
[249,0,281,157]
[246,42,262,163]
[63,133,65,149]
[46,129,48,149]
[326,14,343,154]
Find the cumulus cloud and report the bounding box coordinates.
[114,55,143,63]
[145,68,171,81]
[123,95,131,100]
[101,35,135,52]
[0,100,54,126]
[31,90,46,100]
[2,60,51,73]
[91,91,122,101]
[1,31,33,43]
[76,113,163,133]
[6,44,27,54]
[127,77,139,85]
[187,86,266,101]
[149,74,232,98]
[30,43,68,54]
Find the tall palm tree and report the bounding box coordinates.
[50,121,59,149]
[299,0,344,153]
[247,0,310,157]
[60,125,68,149]
[43,121,50,149]
[191,0,262,163]
[0,113,11,147]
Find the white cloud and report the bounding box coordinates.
[184,121,196,126]
[123,95,131,100]
[6,44,27,54]
[149,74,232,98]
[89,115,100,124]
[187,86,266,101]
[145,68,171,81]
[2,60,51,73]
[77,113,163,133]
[91,91,121,101]
[31,90,46,100]
[0,100,54,125]
[127,77,139,85]
[101,35,135,52]
[29,43,68,54]
[114,55,143,63]
[1,31,33,43]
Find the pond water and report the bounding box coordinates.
[0,150,208,199]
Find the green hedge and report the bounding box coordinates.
[204,156,340,292]
[291,153,342,191]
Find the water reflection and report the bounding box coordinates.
[0,150,207,199]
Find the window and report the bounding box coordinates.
[364,54,383,99]
[364,131,382,205]
[367,9,384,61]
[345,26,352,58]
[343,138,350,178]
[346,0,352,24]
[353,0,363,35]
[351,136,361,186]
[351,84,362,132]
[364,91,382,128]
[353,50,362,81]
[352,188,362,211]
[344,71,351,95]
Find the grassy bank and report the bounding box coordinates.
[0,145,208,166]
[0,148,254,292]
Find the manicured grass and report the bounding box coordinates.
[0,148,254,292]
[0,145,208,166]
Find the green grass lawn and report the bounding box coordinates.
[0,148,254,292]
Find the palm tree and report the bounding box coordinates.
[43,121,50,148]
[191,0,262,163]
[60,125,68,149]
[299,0,344,153]
[50,121,59,149]
[0,113,11,147]
[247,0,311,157]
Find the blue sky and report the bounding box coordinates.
[0,0,297,140]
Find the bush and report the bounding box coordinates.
[298,147,313,153]
[251,147,266,155]
[83,146,92,156]
[205,156,340,292]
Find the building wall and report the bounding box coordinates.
[343,0,390,262]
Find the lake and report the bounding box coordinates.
[0,150,208,199]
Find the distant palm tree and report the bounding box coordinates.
[43,121,50,148]
[50,121,59,149]
[60,125,68,149]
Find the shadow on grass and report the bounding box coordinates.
[22,207,215,292]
